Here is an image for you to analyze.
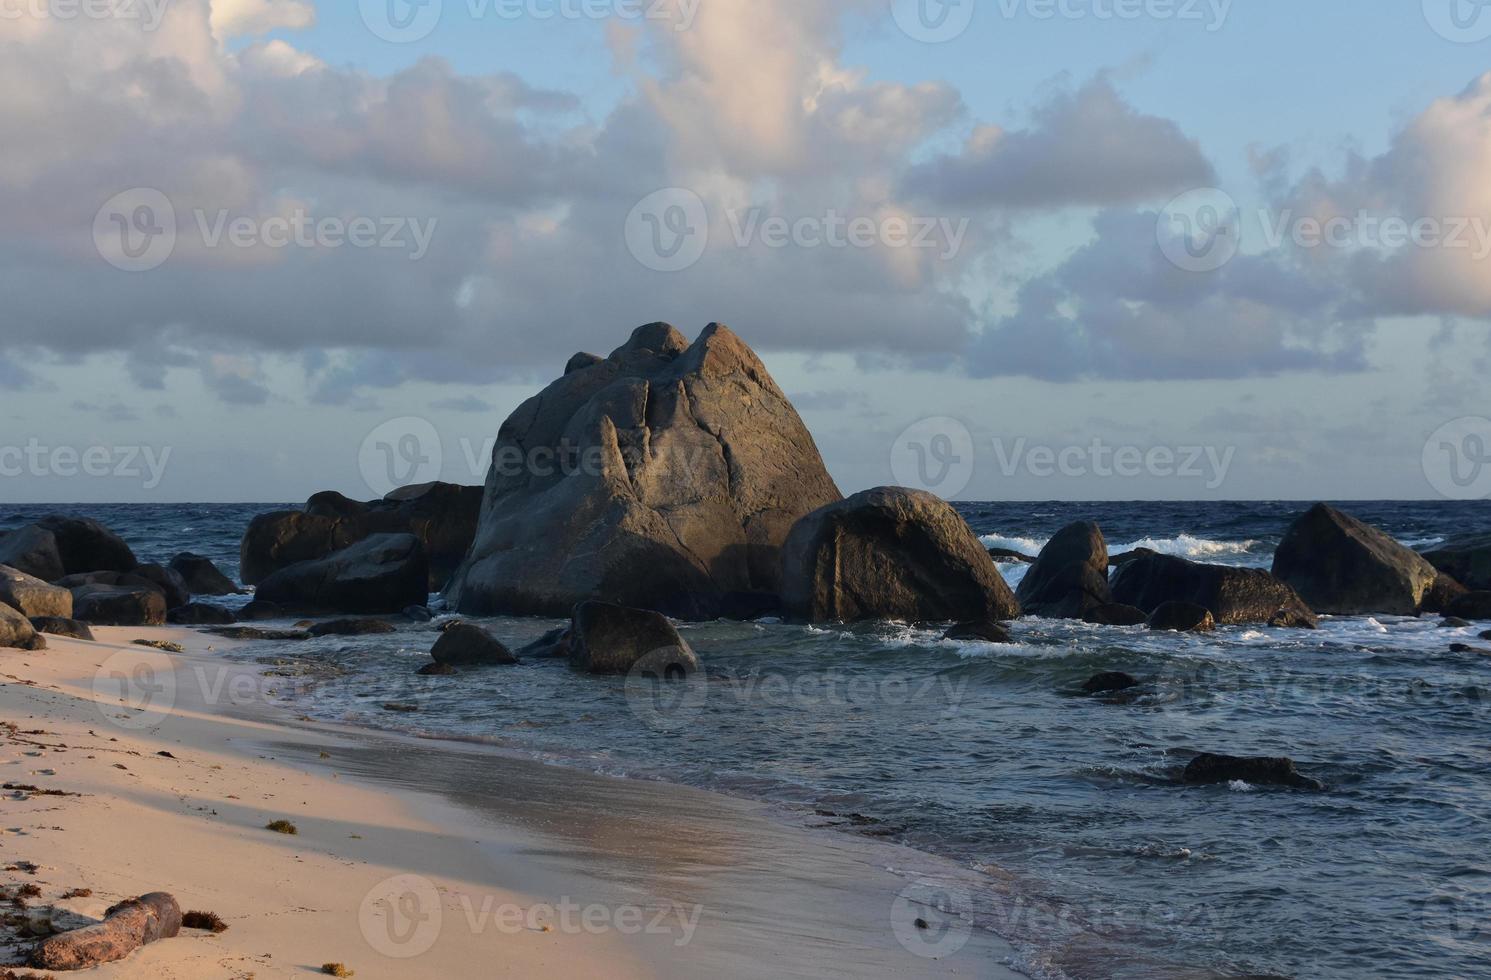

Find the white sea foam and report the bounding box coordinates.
[979,531,1265,566]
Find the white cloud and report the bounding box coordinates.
[209,0,316,39]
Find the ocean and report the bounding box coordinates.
[5,499,1489,979]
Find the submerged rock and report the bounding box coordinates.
[445,323,843,620]
[1082,603,1149,627]
[567,601,698,676]
[0,564,73,619]
[1182,753,1323,791]
[1082,671,1139,695]
[169,552,245,596]
[943,620,1012,643]
[1146,601,1215,633]
[781,487,1020,624]
[1112,552,1316,627]
[1272,503,1443,615]
[306,618,398,638]
[417,662,458,676]
[1016,521,1112,619]
[429,623,517,666]
[204,626,309,641]
[255,534,429,615]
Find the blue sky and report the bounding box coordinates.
[3,1,1491,502]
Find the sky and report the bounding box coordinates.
[3,0,1491,503]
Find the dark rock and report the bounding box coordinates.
[1450,643,1490,654]
[517,626,571,660]
[167,603,237,626]
[568,601,699,675]
[169,552,245,596]
[1109,547,1159,567]
[446,323,843,620]
[131,563,190,610]
[986,547,1034,564]
[30,616,95,641]
[403,605,434,622]
[0,602,39,649]
[1017,521,1112,619]
[203,626,309,641]
[72,585,167,626]
[943,620,1012,643]
[243,484,486,593]
[1421,533,1491,591]
[1268,607,1321,629]
[718,591,782,620]
[1147,601,1215,633]
[1445,591,1491,620]
[781,487,1020,624]
[1272,503,1442,615]
[1422,572,1468,614]
[1440,617,1473,629]
[382,702,420,713]
[256,534,429,615]
[306,618,398,637]
[0,525,65,581]
[0,564,73,618]
[430,622,517,666]
[237,600,287,621]
[565,351,605,374]
[417,662,458,676]
[1482,630,1491,641]
[1082,603,1149,627]
[1112,552,1316,627]
[1182,752,1323,790]
[1082,671,1139,694]
[35,515,137,574]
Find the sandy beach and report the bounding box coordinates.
[1,626,1026,979]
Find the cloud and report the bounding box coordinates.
[902,77,1214,209]
[430,395,495,413]
[209,0,316,39]
[71,399,141,422]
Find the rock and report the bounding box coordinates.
[1268,607,1321,629]
[169,553,245,596]
[1482,630,1491,641]
[1450,643,1490,654]
[446,323,843,620]
[403,605,434,622]
[1421,533,1491,591]
[1082,603,1149,627]
[417,662,458,676]
[430,622,516,665]
[307,618,398,637]
[718,591,783,620]
[781,487,1020,624]
[255,534,429,615]
[0,564,73,618]
[517,626,571,660]
[1016,522,1112,619]
[1109,547,1159,567]
[36,514,138,574]
[0,602,40,649]
[986,547,1034,564]
[31,891,181,970]
[241,483,482,592]
[1422,572,1468,614]
[943,620,1012,643]
[131,563,191,610]
[1445,591,1491,620]
[1112,552,1317,627]
[1146,601,1215,633]
[30,616,95,641]
[1440,617,1473,629]
[72,585,167,626]
[167,603,237,626]
[568,601,699,676]
[0,525,65,581]
[204,626,309,641]
[237,600,287,621]
[1272,503,1442,615]
[1082,671,1139,694]
[1181,753,1323,791]
[566,351,604,374]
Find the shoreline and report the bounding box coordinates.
[2,626,1028,978]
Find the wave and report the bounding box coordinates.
[979,531,1265,565]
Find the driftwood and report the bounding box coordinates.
[31,892,181,970]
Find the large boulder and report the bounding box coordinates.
[1016,521,1111,619]
[1,602,43,649]
[131,563,190,610]
[1446,591,1491,621]
[445,323,843,619]
[0,564,73,618]
[36,515,137,574]
[71,585,167,626]
[56,569,186,609]
[254,533,429,615]
[568,601,699,675]
[430,622,517,666]
[1272,504,1443,615]
[169,553,245,596]
[1422,534,1491,592]
[781,487,1020,624]
[167,603,237,626]
[240,483,482,591]
[30,616,95,641]
[1147,601,1215,633]
[1111,552,1317,627]
[0,525,65,581]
